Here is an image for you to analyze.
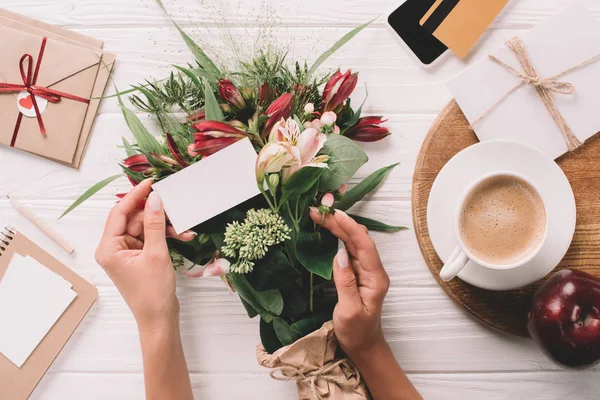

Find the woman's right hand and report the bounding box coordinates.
[310,208,390,355]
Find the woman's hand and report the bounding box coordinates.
[95,179,194,330]
[310,208,390,355]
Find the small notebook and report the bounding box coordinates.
[0,226,97,399]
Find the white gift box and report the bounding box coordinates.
[448,4,600,160]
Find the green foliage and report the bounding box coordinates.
[260,319,283,354]
[117,92,164,154]
[349,215,408,233]
[335,163,399,211]
[59,174,123,219]
[203,79,224,121]
[273,318,302,346]
[280,167,325,206]
[318,135,369,192]
[229,273,284,323]
[308,18,377,77]
[122,137,137,157]
[246,248,301,291]
[295,230,338,279]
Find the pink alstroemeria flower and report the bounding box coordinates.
[269,118,328,182]
[182,258,231,278]
[255,142,298,184]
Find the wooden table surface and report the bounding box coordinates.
[1,1,599,399]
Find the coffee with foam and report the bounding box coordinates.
[459,175,546,265]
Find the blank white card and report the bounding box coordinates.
[153,138,261,234]
[0,254,77,367]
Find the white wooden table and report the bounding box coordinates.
[1,0,599,398]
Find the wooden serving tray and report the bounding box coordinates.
[412,100,600,337]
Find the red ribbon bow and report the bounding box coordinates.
[0,37,90,147]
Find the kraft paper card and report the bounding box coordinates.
[0,25,102,164]
[153,138,261,234]
[447,4,600,160]
[0,254,76,368]
[420,0,509,58]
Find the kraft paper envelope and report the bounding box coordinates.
[0,25,102,164]
[447,4,600,160]
[420,0,509,58]
[0,10,116,168]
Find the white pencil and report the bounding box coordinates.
[6,195,75,255]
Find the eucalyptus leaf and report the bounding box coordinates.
[260,319,283,354]
[296,230,338,279]
[273,317,301,346]
[204,80,225,121]
[155,0,222,81]
[335,163,399,211]
[59,174,123,219]
[117,92,164,154]
[122,137,137,157]
[349,214,408,233]
[308,18,377,77]
[241,298,259,319]
[318,135,368,192]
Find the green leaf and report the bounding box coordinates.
[319,135,368,192]
[122,137,137,157]
[260,319,283,354]
[281,284,309,319]
[247,249,301,291]
[335,163,399,211]
[293,115,303,129]
[121,165,146,184]
[296,230,338,279]
[290,313,329,337]
[229,273,284,323]
[167,237,216,266]
[204,80,224,121]
[341,86,368,135]
[273,318,301,346]
[308,18,377,77]
[173,65,202,88]
[241,298,259,319]
[155,0,221,80]
[59,174,123,219]
[116,91,163,154]
[280,167,325,206]
[348,214,408,233]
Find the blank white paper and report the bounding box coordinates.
[152,138,261,234]
[0,254,77,367]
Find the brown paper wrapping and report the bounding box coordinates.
[257,321,370,400]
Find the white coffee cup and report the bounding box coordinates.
[439,171,549,282]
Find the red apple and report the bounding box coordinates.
[528,269,600,368]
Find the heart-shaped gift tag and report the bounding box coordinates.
[19,95,33,110]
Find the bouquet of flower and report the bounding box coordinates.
[63,1,403,397]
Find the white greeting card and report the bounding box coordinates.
[0,254,77,367]
[153,138,261,234]
[447,4,600,160]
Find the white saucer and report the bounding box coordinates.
[427,140,576,291]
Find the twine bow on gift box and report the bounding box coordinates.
[269,359,362,400]
[471,36,600,152]
[0,37,90,147]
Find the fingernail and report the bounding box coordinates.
[309,206,321,214]
[147,192,162,211]
[186,231,198,237]
[337,248,349,269]
[335,210,349,219]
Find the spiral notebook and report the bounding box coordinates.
[0,226,97,399]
